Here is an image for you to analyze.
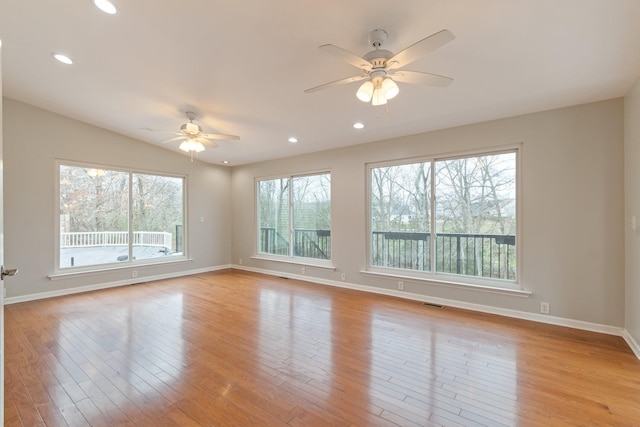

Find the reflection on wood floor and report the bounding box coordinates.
[4,269,640,426]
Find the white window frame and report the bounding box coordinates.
[366,145,523,291]
[53,160,188,275]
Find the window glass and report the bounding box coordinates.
[59,166,129,268]
[132,173,184,261]
[292,174,331,259]
[369,150,517,282]
[370,163,431,270]
[257,172,331,260]
[59,164,185,270]
[257,178,290,256]
[434,152,516,280]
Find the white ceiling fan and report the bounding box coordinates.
[305,29,455,106]
[143,111,239,161]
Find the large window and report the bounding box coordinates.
[370,150,517,283]
[257,172,331,260]
[58,163,185,270]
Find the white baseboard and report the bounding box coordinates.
[623,329,640,359]
[233,264,628,339]
[4,264,232,305]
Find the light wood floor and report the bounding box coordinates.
[4,270,640,426]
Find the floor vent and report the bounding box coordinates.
[422,302,444,309]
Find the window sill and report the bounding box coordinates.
[49,257,193,280]
[251,255,336,271]
[359,269,531,297]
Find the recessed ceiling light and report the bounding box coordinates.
[93,0,118,15]
[53,53,73,65]
[288,137,298,143]
[353,122,365,129]
[222,160,230,165]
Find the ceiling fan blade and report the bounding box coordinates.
[387,29,455,70]
[140,127,182,136]
[389,70,454,87]
[159,136,185,144]
[201,133,240,140]
[304,75,369,94]
[200,139,220,148]
[319,44,372,71]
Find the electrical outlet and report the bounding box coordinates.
[132,270,138,278]
[398,281,404,290]
[239,258,243,265]
[301,267,306,275]
[341,273,346,281]
[540,302,550,314]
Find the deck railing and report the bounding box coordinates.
[61,231,172,249]
[259,228,516,280]
[371,231,516,280]
[259,228,331,259]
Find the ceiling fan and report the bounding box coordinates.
[305,28,455,106]
[143,111,239,161]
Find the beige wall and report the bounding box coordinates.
[2,98,232,299]
[625,78,640,344]
[232,99,625,327]
[2,97,628,328]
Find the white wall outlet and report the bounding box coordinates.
[132,270,138,278]
[239,258,243,265]
[341,273,346,281]
[398,281,404,290]
[540,302,550,314]
[200,216,205,223]
[301,267,306,275]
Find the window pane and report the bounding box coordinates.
[434,152,517,280]
[292,173,331,259]
[132,173,184,261]
[59,166,129,268]
[370,162,431,270]
[257,178,290,255]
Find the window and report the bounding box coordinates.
[257,172,331,260]
[58,163,185,270]
[370,150,517,283]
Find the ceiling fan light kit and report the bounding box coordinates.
[306,28,455,106]
[356,80,374,101]
[93,0,118,15]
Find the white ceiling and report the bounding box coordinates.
[2,0,640,165]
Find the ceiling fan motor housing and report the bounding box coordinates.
[364,49,393,69]
[181,122,202,135]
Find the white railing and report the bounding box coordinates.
[61,231,172,249]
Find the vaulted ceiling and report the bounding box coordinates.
[2,0,640,165]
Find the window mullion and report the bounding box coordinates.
[128,172,133,264]
[430,160,436,274]
[288,177,294,257]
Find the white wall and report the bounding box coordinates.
[232,99,625,327]
[625,79,640,345]
[2,98,232,299]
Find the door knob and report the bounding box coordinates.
[1,265,18,280]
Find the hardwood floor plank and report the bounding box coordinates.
[5,365,46,426]
[36,402,69,427]
[5,269,640,426]
[56,404,90,427]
